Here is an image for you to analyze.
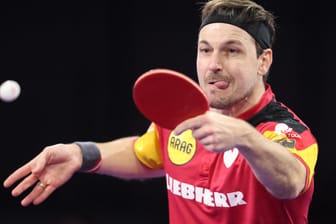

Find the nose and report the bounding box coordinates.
[208,53,223,72]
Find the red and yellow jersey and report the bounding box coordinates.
[134,85,318,224]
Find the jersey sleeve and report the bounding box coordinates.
[133,124,163,169]
[261,122,318,192]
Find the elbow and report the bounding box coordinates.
[271,185,302,199]
[268,177,306,199]
[270,163,307,199]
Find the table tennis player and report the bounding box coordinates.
[3,0,318,223]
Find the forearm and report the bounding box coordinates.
[238,129,306,199]
[95,136,164,179]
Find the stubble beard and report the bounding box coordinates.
[209,88,251,111]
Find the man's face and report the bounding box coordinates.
[196,23,267,113]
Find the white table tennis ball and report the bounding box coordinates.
[0,80,21,102]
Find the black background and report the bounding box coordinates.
[0,1,332,223]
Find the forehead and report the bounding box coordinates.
[198,23,255,46]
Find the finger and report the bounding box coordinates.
[3,163,34,188]
[11,174,39,197]
[32,185,56,206]
[174,120,193,136]
[174,117,202,136]
[21,181,55,207]
[196,133,213,145]
[200,139,229,153]
[4,152,48,188]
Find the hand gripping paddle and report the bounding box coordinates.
[133,68,209,129]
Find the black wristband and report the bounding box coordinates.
[75,141,102,172]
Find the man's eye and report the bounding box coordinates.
[228,48,238,53]
[200,48,210,53]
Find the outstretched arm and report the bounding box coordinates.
[96,137,165,179]
[174,111,307,199]
[3,136,164,206]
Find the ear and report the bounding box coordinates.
[257,49,273,76]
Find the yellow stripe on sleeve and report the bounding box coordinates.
[263,130,318,188]
[288,143,318,188]
[134,125,163,169]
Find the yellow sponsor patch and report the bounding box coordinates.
[168,129,196,165]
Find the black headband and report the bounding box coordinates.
[200,14,272,49]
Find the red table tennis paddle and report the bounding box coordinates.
[133,68,209,129]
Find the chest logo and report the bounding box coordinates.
[168,129,196,165]
[223,147,239,168]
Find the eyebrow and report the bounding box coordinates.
[198,39,244,47]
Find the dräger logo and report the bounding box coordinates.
[168,130,196,165]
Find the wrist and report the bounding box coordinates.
[74,141,102,173]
